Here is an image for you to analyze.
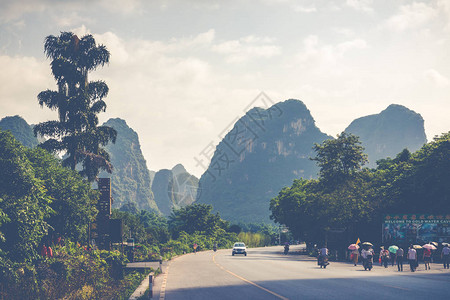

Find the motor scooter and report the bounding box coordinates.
[363,254,373,271]
[318,255,329,268]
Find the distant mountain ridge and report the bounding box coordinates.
[100,118,158,212]
[197,99,332,223]
[345,104,427,168]
[152,164,198,216]
[0,115,38,148]
[0,102,428,222]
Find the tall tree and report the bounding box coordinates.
[34,32,116,182]
[311,132,368,184]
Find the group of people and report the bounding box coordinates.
[351,243,450,272]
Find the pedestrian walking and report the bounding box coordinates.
[442,244,450,269]
[351,248,359,266]
[396,247,404,271]
[423,248,431,270]
[408,245,417,272]
[381,247,390,268]
[390,251,396,266]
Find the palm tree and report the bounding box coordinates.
[34,32,116,182]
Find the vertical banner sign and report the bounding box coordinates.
[97,178,112,250]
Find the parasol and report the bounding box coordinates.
[388,245,399,253]
[348,244,359,250]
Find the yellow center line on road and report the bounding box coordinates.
[382,284,410,291]
[212,253,289,300]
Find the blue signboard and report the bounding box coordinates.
[382,214,450,245]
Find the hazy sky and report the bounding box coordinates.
[1,0,449,177]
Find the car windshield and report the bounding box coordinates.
[234,243,245,247]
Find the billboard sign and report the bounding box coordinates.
[382,214,450,245]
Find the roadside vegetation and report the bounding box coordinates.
[270,132,450,254]
[0,128,276,299]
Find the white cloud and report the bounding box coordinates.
[53,11,92,27]
[212,35,281,63]
[337,39,367,53]
[386,2,438,32]
[293,4,317,13]
[99,0,143,14]
[0,0,144,24]
[332,27,355,38]
[346,0,373,12]
[424,69,450,87]
[0,55,55,122]
[296,35,367,70]
[0,0,46,23]
[437,0,450,31]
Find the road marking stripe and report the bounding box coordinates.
[213,253,289,300]
[383,284,410,291]
[159,265,169,300]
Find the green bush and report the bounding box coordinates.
[238,232,272,247]
[0,241,148,300]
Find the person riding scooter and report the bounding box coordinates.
[284,243,290,255]
[361,246,374,271]
[213,243,217,252]
[318,245,329,268]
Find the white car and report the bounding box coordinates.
[232,242,247,256]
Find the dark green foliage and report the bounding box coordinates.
[34,32,116,182]
[1,241,147,300]
[345,104,426,168]
[26,147,97,241]
[228,224,242,234]
[197,99,332,223]
[120,202,139,214]
[380,133,450,214]
[0,116,38,148]
[112,209,170,245]
[271,133,370,244]
[0,130,98,261]
[112,205,237,261]
[0,130,52,262]
[270,132,450,248]
[311,132,368,184]
[100,118,157,211]
[168,204,228,238]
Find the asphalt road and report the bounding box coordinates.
[160,245,450,300]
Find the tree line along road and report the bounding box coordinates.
[157,245,450,300]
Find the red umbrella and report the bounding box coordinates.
[348,244,359,250]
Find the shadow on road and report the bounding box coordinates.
[165,273,450,300]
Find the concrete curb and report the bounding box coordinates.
[129,272,154,300]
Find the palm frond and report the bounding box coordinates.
[38,138,64,153]
[90,100,107,114]
[97,125,117,144]
[88,80,109,101]
[33,121,65,138]
[37,89,60,110]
